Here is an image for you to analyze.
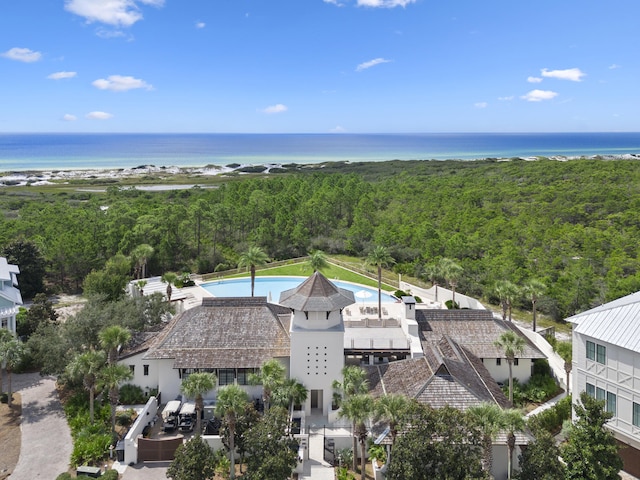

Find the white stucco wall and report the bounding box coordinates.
[124,396,158,465]
[481,358,534,385]
[290,327,344,416]
[121,353,160,396]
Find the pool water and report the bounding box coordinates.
[200,276,397,304]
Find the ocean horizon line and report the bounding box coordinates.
[1,132,639,173]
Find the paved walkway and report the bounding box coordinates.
[10,372,73,480]
[298,429,336,480]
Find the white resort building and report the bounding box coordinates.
[0,256,22,336]
[568,291,640,477]
[120,271,546,479]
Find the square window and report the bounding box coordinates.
[218,369,235,386]
[143,365,149,376]
[129,365,135,374]
[586,341,595,361]
[596,387,606,402]
[596,344,606,364]
[514,358,519,366]
[496,358,502,366]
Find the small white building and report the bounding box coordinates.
[567,291,640,477]
[0,257,22,336]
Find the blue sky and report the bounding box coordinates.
[1,0,638,133]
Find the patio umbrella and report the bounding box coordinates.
[355,290,373,303]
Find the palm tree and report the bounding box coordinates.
[439,257,463,307]
[66,350,106,424]
[494,280,518,321]
[216,384,249,480]
[333,365,369,471]
[494,330,526,404]
[248,358,286,411]
[554,341,573,396]
[161,271,178,303]
[131,243,154,279]
[0,338,24,407]
[272,377,308,419]
[366,246,395,320]
[181,372,217,435]
[373,393,409,449]
[467,402,506,478]
[99,325,132,365]
[423,261,443,302]
[136,279,147,296]
[339,393,374,480]
[503,408,525,480]
[307,249,329,272]
[98,363,133,434]
[237,246,269,297]
[522,279,546,332]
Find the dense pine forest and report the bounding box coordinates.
[1,157,639,321]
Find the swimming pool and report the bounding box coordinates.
[200,276,397,304]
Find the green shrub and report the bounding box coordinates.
[102,469,119,479]
[532,359,551,376]
[394,290,408,298]
[528,395,572,435]
[0,393,7,403]
[56,473,73,480]
[116,409,136,427]
[119,384,145,405]
[70,429,112,467]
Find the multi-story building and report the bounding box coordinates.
[0,257,22,336]
[568,291,640,477]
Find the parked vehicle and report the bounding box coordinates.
[178,402,196,432]
[162,400,182,432]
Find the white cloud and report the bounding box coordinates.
[356,57,390,72]
[521,89,558,102]
[96,28,128,39]
[1,47,42,63]
[357,0,417,7]
[527,76,542,83]
[330,125,346,132]
[63,114,77,121]
[323,0,345,5]
[86,111,113,120]
[64,0,164,28]
[498,96,514,101]
[608,64,620,69]
[541,67,586,82]
[195,21,206,29]
[262,104,288,114]
[92,75,153,91]
[48,71,77,80]
[474,102,488,109]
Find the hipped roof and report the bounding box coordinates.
[279,271,355,311]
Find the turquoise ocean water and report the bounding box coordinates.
[0,132,639,171]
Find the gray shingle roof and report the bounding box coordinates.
[416,309,545,360]
[143,297,290,368]
[365,335,510,410]
[279,271,355,311]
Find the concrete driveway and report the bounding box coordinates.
[10,372,73,480]
[120,461,169,479]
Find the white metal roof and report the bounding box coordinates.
[567,291,640,353]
